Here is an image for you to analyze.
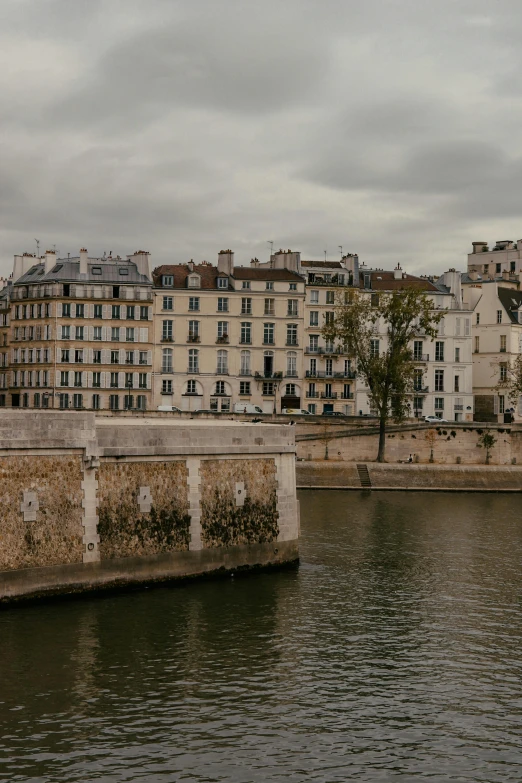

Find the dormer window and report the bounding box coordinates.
[242,281,251,289]
[289,283,297,291]
[217,277,228,289]
[188,275,200,288]
[162,275,174,287]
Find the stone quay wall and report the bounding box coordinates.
[0,412,299,603]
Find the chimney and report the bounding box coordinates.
[218,249,234,276]
[443,269,462,306]
[393,263,402,280]
[472,241,488,254]
[250,258,259,268]
[130,250,151,280]
[13,255,23,282]
[79,248,88,276]
[502,269,510,281]
[45,250,56,274]
[469,269,478,281]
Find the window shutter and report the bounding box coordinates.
[71,303,76,318]
[82,371,87,387]
[121,305,127,320]
[455,318,461,336]
[101,349,109,364]
[518,395,522,416]
[59,325,64,339]
[89,303,94,318]
[87,371,93,389]
[88,326,94,341]
[102,326,108,342]
[69,372,74,388]
[147,350,152,365]
[102,304,109,319]
[139,327,148,342]
[464,319,470,336]
[146,373,151,389]
[494,396,499,414]
[148,307,152,320]
[118,371,124,389]
[55,370,60,386]
[134,350,139,365]
[57,302,62,317]
[133,372,139,388]
[87,348,93,363]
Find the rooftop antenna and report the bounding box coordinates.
[324,248,327,262]
[35,238,40,258]
[267,240,274,256]
[338,245,343,258]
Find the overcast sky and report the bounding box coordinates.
[1,0,522,278]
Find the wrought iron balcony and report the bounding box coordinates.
[306,391,319,398]
[340,392,354,399]
[320,392,338,399]
[413,385,429,394]
[413,353,430,362]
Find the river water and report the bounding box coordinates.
[1,491,521,782]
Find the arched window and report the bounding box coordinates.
[286,351,297,377]
[285,383,296,396]
[217,349,228,374]
[188,349,199,373]
[240,350,250,375]
[162,348,173,373]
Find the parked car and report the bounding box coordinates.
[157,405,182,413]
[282,408,312,415]
[424,415,447,423]
[323,411,345,417]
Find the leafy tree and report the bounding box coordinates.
[496,354,522,411]
[478,431,496,464]
[322,288,442,462]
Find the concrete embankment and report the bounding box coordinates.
[0,411,299,603]
[297,461,522,491]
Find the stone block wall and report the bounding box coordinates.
[0,412,299,601]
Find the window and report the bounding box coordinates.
[162,320,173,341]
[343,384,352,399]
[217,321,228,341]
[188,349,199,373]
[126,327,135,342]
[110,372,119,388]
[91,267,102,276]
[435,369,444,392]
[162,348,173,373]
[289,283,297,291]
[287,299,298,316]
[264,323,275,344]
[217,277,228,289]
[126,305,135,320]
[111,327,120,341]
[75,325,84,340]
[186,379,197,395]
[60,371,69,387]
[500,363,507,382]
[454,375,460,392]
[325,311,334,325]
[511,261,516,272]
[475,336,480,353]
[413,340,423,361]
[499,395,505,414]
[500,335,507,352]
[162,379,173,394]
[139,351,148,365]
[309,335,319,352]
[310,290,319,304]
[497,310,502,324]
[138,373,147,389]
[266,281,274,290]
[62,303,71,317]
[136,395,146,411]
[59,393,69,409]
[162,275,174,287]
[111,350,119,364]
[240,322,252,344]
[93,350,101,364]
[217,297,228,312]
[61,325,71,340]
[94,304,103,318]
[215,380,226,395]
[286,324,298,346]
[309,311,319,326]
[140,306,149,320]
[287,352,297,377]
[325,358,333,376]
[435,341,444,362]
[242,281,251,289]
[75,349,83,363]
[413,397,423,415]
[75,303,84,319]
[92,394,100,410]
[239,381,251,395]
[496,263,501,274]
[73,393,83,409]
[240,350,251,376]
[370,339,379,358]
[125,372,133,389]
[455,347,460,363]
[435,397,444,411]
[188,320,199,341]
[188,275,200,288]
[241,298,252,315]
[61,349,70,363]
[93,372,101,388]
[308,403,316,414]
[188,297,200,311]
[476,312,480,325]
[109,395,119,410]
[326,291,334,304]
[217,350,228,374]
[285,383,296,396]
[262,382,275,396]
[112,286,120,299]
[33,393,40,408]
[112,305,121,319]
[264,298,275,316]
[162,297,173,311]
[126,350,134,365]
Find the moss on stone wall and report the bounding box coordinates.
[97,461,190,559]
[0,455,83,571]
[200,459,278,548]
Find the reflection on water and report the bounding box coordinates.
[0,491,521,782]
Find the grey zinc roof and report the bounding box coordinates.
[15,258,151,286]
[301,260,344,269]
[497,287,522,323]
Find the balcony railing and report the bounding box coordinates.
[285,371,298,378]
[413,386,429,394]
[306,392,319,398]
[216,336,229,344]
[286,341,299,347]
[340,392,354,399]
[187,335,200,343]
[305,346,345,355]
[305,370,356,379]
[454,404,464,410]
[321,392,338,399]
[161,336,174,342]
[239,370,252,376]
[216,368,229,375]
[254,371,283,379]
[413,353,430,362]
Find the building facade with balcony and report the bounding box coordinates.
[2,249,153,411]
[354,267,474,422]
[152,251,305,412]
[0,280,10,407]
